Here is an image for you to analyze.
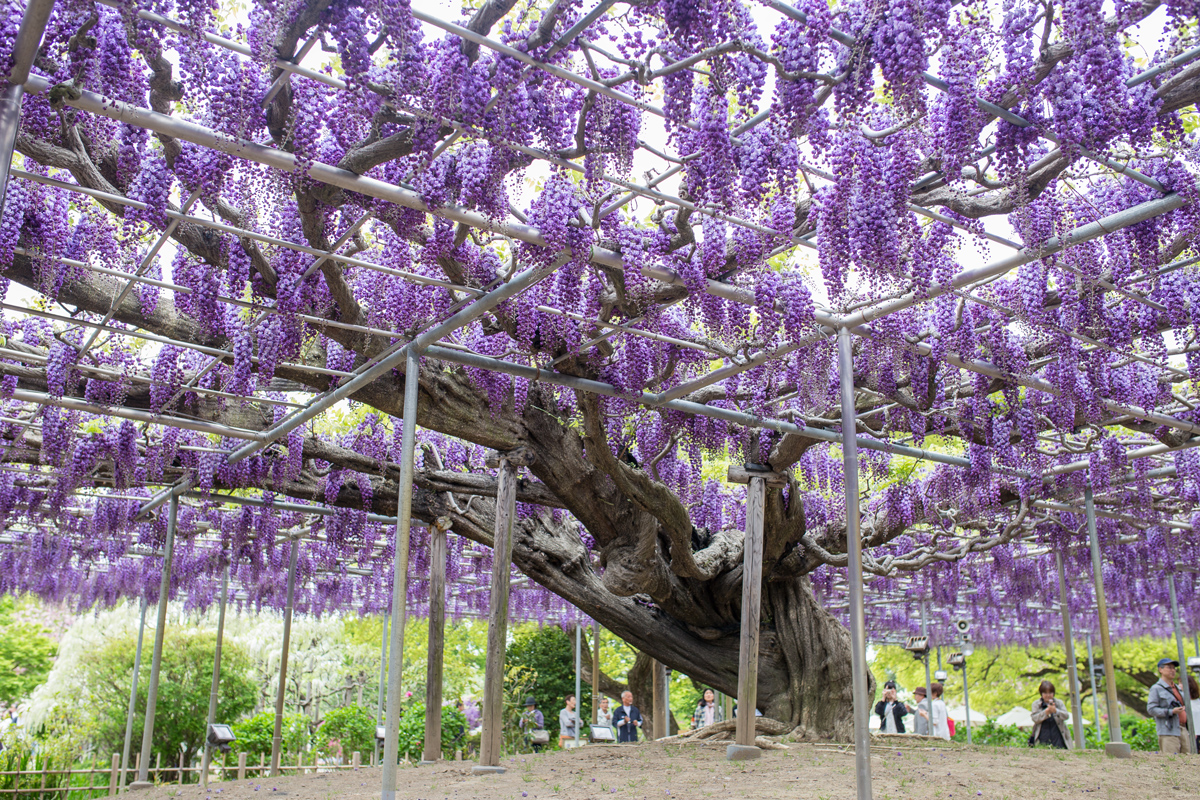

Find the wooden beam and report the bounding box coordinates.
[726,465,787,488]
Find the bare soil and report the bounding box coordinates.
[145,741,1200,800]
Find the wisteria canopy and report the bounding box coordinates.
[1,0,1200,742]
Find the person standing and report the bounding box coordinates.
[875,681,909,734]
[558,694,581,748]
[691,689,724,730]
[929,682,951,740]
[911,686,930,736]
[519,696,547,752]
[596,696,613,727]
[1148,658,1190,754]
[1029,680,1071,749]
[611,691,643,743]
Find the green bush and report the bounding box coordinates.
[394,704,468,761]
[950,719,1030,747]
[318,705,375,758]
[232,711,310,759]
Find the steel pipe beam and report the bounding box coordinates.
[838,328,872,800]
[1086,487,1132,758]
[131,495,177,789]
[381,350,419,799]
[1056,551,1087,750]
[119,598,147,793]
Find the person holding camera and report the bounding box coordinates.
[1147,658,1190,754]
[874,681,909,734]
[1029,680,1071,749]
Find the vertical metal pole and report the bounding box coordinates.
[270,537,300,777]
[381,350,419,796]
[730,476,765,755]
[1167,570,1197,754]
[921,602,933,735]
[837,327,872,800]
[0,0,57,218]
[1085,486,1126,753]
[1086,634,1100,743]
[591,623,600,726]
[574,625,581,748]
[422,523,446,764]
[0,83,22,218]
[201,566,230,787]
[1055,551,1086,749]
[120,598,147,792]
[133,495,177,788]
[961,661,972,745]
[474,454,518,773]
[374,613,389,767]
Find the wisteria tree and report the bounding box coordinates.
[2,0,1200,742]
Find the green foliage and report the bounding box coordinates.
[341,615,488,707]
[231,711,310,759]
[393,703,468,761]
[317,704,375,758]
[0,596,57,706]
[502,664,539,754]
[950,720,1029,747]
[81,630,258,781]
[0,723,104,800]
[871,636,1182,719]
[505,625,591,736]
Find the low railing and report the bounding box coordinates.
[0,752,368,797]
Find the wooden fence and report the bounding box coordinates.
[0,751,367,797]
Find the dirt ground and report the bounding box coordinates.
[145,740,1200,800]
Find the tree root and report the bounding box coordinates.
[662,718,807,750]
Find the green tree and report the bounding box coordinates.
[393,704,467,761]
[506,625,590,740]
[0,596,56,706]
[81,630,257,781]
[316,704,374,759]
[231,711,310,760]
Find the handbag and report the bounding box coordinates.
[530,730,550,745]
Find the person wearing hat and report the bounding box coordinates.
[1147,657,1191,754]
[519,695,547,752]
[911,686,931,736]
[611,690,643,743]
[874,681,909,734]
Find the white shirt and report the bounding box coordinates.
[931,699,951,740]
[702,705,715,727]
[597,707,612,726]
[883,701,899,734]
[619,705,633,725]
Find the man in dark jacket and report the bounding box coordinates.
[875,681,909,734]
[611,691,643,743]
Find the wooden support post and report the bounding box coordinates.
[237,753,246,781]
[109,754,119,796]
[724,465,782,760]
[1086,487,1132,759]
[474,449,533,774]
[132,497,177,790]
[202,565,230,789]
[270,536,301,777]
[652,662,672,743]
[422,518,451,764]
[351,752,361,770]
